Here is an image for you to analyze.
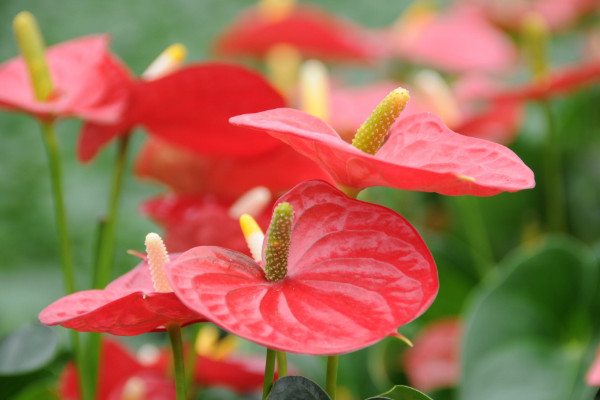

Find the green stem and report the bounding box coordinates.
[93,134,131,288]
[540,100,566,232]
[38,120,91,400]
[262,348,277,400]
[276,351,288,377]
[167,324,187,400]
[325,355,339,400]
[454,196,495,280]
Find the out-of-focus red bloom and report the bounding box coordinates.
[230,109,535,196]
[213,3,382,63]
[141,194,272,255]
[386,5,517,75]
[38,255,204,335]
[463,0,599,31]
[402,318,462,393]
[0,35,132,122]
[166,180,438,355]
[585,345,600,386]
[60,339,174,400]
[78,63,286,162]
[135,138,331,203]
[60,337,268,399]
[490,60,600,102]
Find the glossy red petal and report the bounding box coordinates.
[391,7,516,74]
[132,63,285,157]
[230,109,535,195]
[402,318,462,392]
[38,261,204,335]
[214,5,381,63]
[166,180,438,355]
[141,195,271,255]
[135,138,331,202]
[0,35,133,122]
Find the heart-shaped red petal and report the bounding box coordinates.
[39,261,204,336]
[166,180,437,355]
[230,109,535,195]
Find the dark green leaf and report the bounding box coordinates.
[0,324,58,375]
[13,382,60,400]
[460,237,599,400]
[268,376,331,400]
[368,385,433,399]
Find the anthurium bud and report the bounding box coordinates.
[300,59,330,122]
[13,11,53,101]
[145,232,173,292]
[259,0,296,22]
[264,202,294,281]
[352,87,410,155]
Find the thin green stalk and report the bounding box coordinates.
[93,134,131,288]
[540,100,566,232]
[39,120,91,400]
[262,348,277,400]
[454,196,495,280]
[167,323,187,400]
[325,355,339,400]
[276,351,288,377]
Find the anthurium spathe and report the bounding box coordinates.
[77,63,287,162]
[38,234,204,335]
[165,180,438,355]
[0,34,132,122]
[230,90,535,196]
[213,2,382,63]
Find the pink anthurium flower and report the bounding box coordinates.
[166,180,438,355]
[402,318,462,393]
[230,91,535,196]
[213,3,382,63]
[0,35,132,122]
[39,235,204,335]
[386,5,517,75]
[77,63,286,162]
[585,345,600,386]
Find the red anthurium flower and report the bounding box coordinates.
[463,0,599,31]
[39,243,204,335]
[60,339,174,400]
[387,5,517,75]
[165,180,438,355]
[402,318,462,393]
[213,3,382,63]
[77,63,286,162]
[230,106,535,196]
[135,137,332,203]
[0,35,132,122]
[490,60,600,102]
[141,194,272,255]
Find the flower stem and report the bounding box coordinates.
[167,323,187,400]
[454,196,495,280]
[540,100,566,232]
[39,120,91,400]
[276,351,288,377]
[93,134,131,288]
[325,355,339,399]
[262,348,277,400]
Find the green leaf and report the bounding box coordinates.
[460,237,599,400]
[0,324,58,375]
[368,385,434,399]
[13,382,60,400]
[268,376,331,400]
